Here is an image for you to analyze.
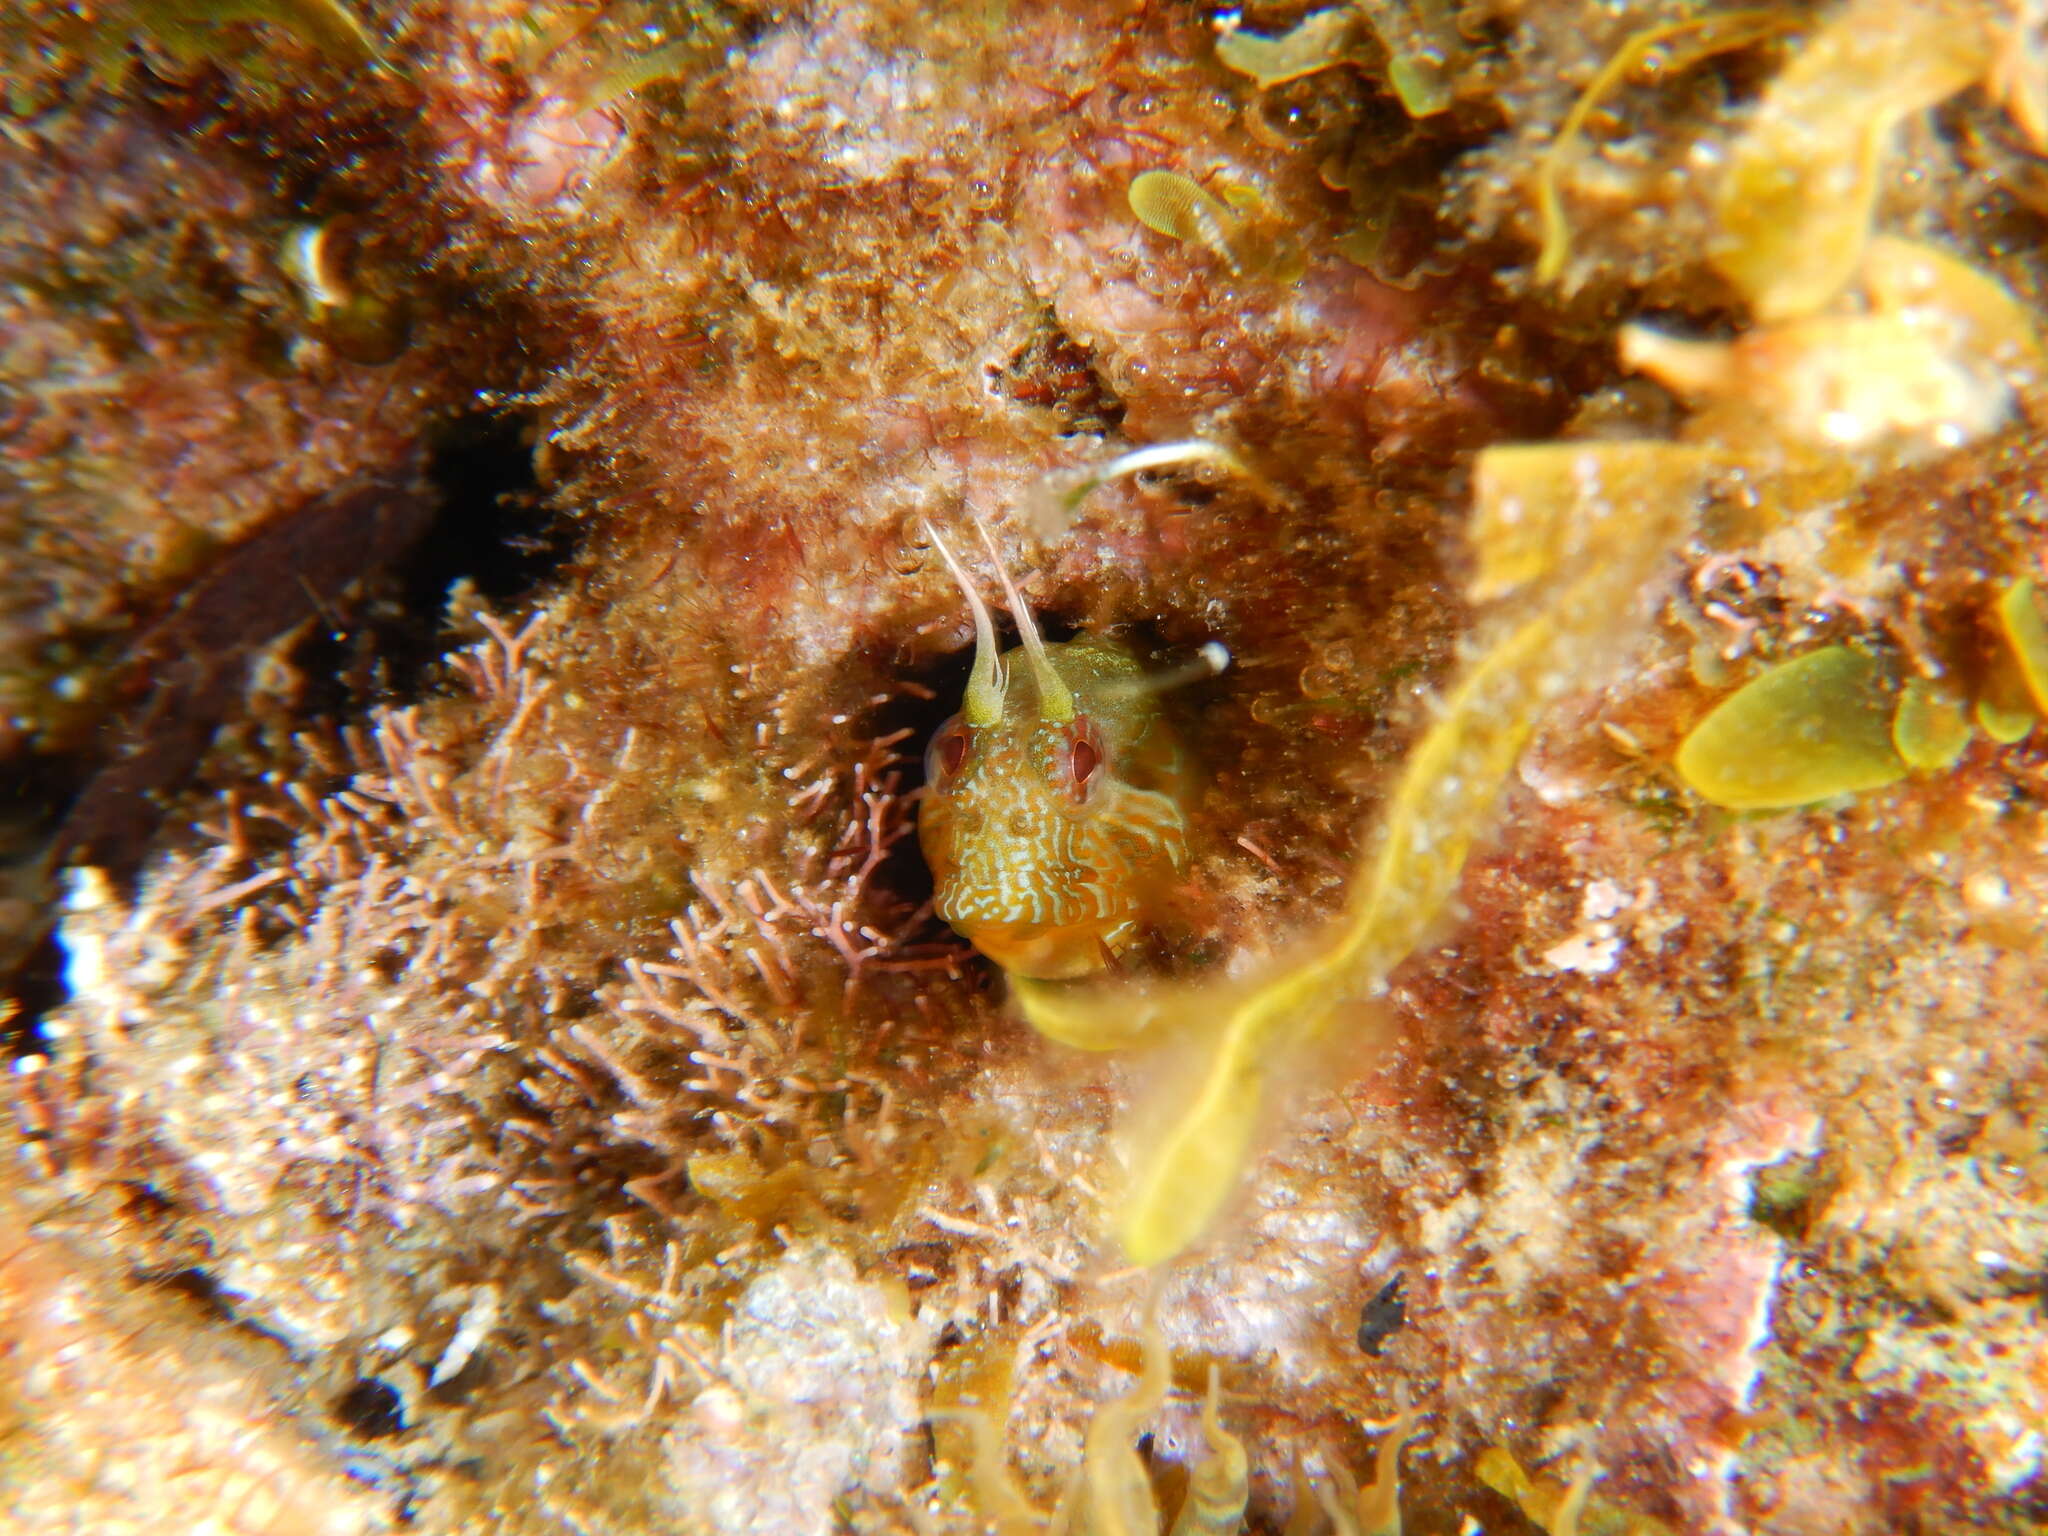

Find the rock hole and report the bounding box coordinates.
[1,407,573,1032]
[988,309,1124,438]
[333,1377,408,1440]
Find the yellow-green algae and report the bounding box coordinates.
[1214,7,1371,88]
[126,0,380,76]
[1126,172,1303,283]
[1128,170,1247,274]
[1476,1446,1673,1536]
[1995,577,2048,714]
[1709,0,1989,321]
[1973,694,2038,744]
[1214,1,1455,115]
[1675,647,1908,810]
[1890,678,1975,771]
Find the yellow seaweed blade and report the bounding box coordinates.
[1710,0,1987,320]
[1024,435,1698,1267]
[1676,647,1908,810]
[149,0,381,65]
[1011,976,1171,1052]
[1111,556,1678,1265]
[1215,7,1370,88]
[1169,1367,1249,1536]
[1891,678,1974,770]
[1996,578,2048,714]
[1475,1445,1671,1536]
[1861,236,2044,373]
[1475,1447,1542,1513]
[1110,604,1576,1264]
[1113,944,1350,1267]
[1469,441,1717,603]
[1077,1283,1171,1536]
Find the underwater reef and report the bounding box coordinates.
[4,0,2048,1531]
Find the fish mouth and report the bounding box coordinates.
[952,917,1132,980]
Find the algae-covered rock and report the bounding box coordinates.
[6,1,2048,1533]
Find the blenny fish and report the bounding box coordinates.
[916,526,1205,981]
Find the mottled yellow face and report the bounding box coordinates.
[918,636,1192,980]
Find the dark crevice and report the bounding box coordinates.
[332,1377,408,1440]
[4,929,63,1059]
[1,406,573,1043]
[281,408,567,720]
[142,1264,239,1324]
[865,642,976,918]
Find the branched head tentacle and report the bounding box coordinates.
[925,520,1006,727]
[970,514,1075,724]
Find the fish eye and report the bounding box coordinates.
[927,718,971,785]
[1066,720,1106,801]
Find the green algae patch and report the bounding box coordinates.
[1215,7,1370,88]
[1677,647,1907,810]
[129,0,381,72]
[1215,1,1454,114]
[1995,578,2048,715]
[1891,678,1974,771]
[1974,694,2038,744]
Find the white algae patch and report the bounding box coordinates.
[660,1243,931,1536]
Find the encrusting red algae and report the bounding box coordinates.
[4,0,2048,1531]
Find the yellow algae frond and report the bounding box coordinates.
[941,1405,1043,1536]
[1169,1366,1249,1536]
[1467,442,1719,603]
[1975,694,2038,743]
[1074,1288,1173,1536]
[1891,678,1975,771]
[928,1338,1039,1536]
[1360,0,1461,116]
[1215,1,1455,115]
[1710,0,1990,321]
[1996,578,2048,715]
[1675,647,1908,810]
[1475,1447,1670,1536]
[1127,172,1305,282]
[1342,1408,1420,1536]
[1216,7,1373,88]
[1021,439,1700,1265]
[1534,9,1788,288]
[1860,236,2043,374]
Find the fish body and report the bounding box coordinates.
[919,633,1193,979]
